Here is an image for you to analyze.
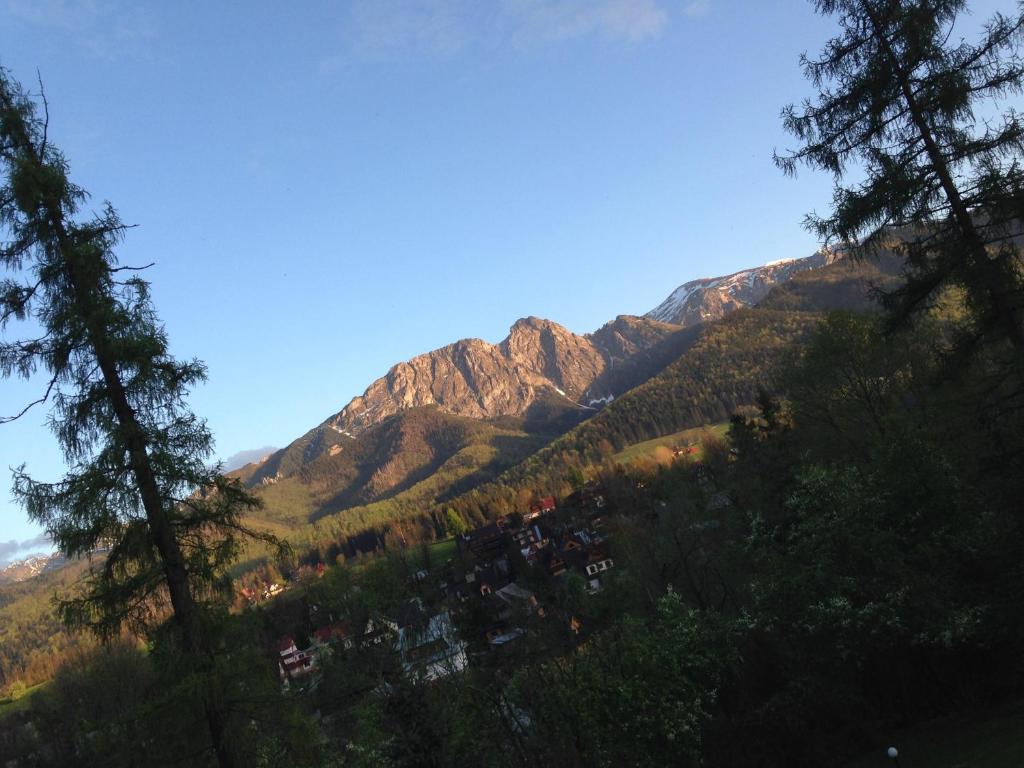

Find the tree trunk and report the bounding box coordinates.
[865,1,1024,349]
[14,138,240,767]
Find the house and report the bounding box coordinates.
[672,444,698,458]
[540,547,567,577]
[525,525,615,591]
[278,636,317,682]
[445,557,514,602]
[528,496,557,517]
[313,622,353,651]
[582,547,615,592]
[457,522,509,562]
[469,581,540,647]
[512,520,549,556]
[583,554,615,578]
[359,616,392,647]
[487,627,526,651]
[394,610,468,681]
[494,581,538,613]
[263,582,284,600]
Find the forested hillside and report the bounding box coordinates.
[234,407,550,528]
[336,253,900,534]
[208,253,901,560]
[0,560,92,692]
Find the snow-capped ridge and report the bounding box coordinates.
[645,250,828,327]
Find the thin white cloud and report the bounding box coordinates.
[346,0,478,57]
[683,0,710,18]
[1,0,156,61]
[504,0,668,45]
[338,0,670,61]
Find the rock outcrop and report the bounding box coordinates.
[326,314,685,439]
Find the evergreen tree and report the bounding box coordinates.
[0,69,280,766]
[777,0,1024,349]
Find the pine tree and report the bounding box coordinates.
[0,69,280,766]
[777,0,1024,349]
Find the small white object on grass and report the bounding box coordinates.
[887,746,899,759]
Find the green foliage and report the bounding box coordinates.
[777,0,1024,349]
[0,68,280,643]
[0,559,94,691]
[714,308,1024,763]
[510,591,724,768]
[444,508,467,537]
[0,68,291,767]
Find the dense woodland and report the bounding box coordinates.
[3,298,1023,766]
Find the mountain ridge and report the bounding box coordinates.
[0,553,65,585]
[236,313,697,489]
[645,248,837,326]
[232,251,879,524]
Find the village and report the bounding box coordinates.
[258,485,618,692]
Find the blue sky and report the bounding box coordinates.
[0,0,1009,563]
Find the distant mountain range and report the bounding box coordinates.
[221,446,279,473]
[0,552,65,585]
[253,249,833,465]
[327,314,693,434]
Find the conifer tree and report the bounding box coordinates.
[777,0,1024,349]
[0,68,278,767]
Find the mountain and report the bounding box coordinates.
[0,553,65,585]
[435,252,903,514]
[232,406,553,529]
[233,251,892,531]
[328,315,692,437]
[236,314,696,491]
[645,249,836,327]
[221,446,279,473]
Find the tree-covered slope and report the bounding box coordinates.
[237,406,551,528]
[460,309,821,497]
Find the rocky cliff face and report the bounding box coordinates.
[646,250,834,327]
[325,315,685,440]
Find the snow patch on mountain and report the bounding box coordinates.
[645,250,830,327]
[0,551,64,584]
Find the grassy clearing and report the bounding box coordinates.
[402,537,458,572]
[612,422,729,465]
[427,537,457,568]
[0,681,46,719]
[846,702,1024,768]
